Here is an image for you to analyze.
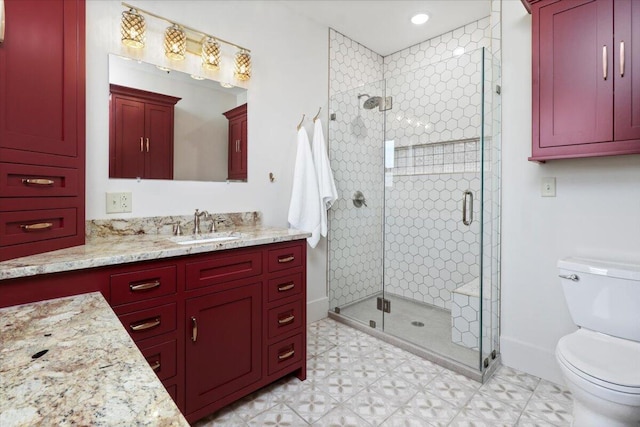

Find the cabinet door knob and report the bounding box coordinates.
[191,316,198,342]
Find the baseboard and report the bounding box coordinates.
[500,335,564,385]
[307,296,329,323]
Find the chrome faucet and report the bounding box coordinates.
[193,209,211,235]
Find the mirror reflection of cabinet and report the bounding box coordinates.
[223,104,248,181]
[109,85,181,179]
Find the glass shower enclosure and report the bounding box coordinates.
[328,48,501,379]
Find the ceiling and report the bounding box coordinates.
[278,0,491,56]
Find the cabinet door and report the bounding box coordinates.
[145,103,174,180]
[185,282,262,414]
[0,0,82,159]
[614,0,640,142]
[535,0,613,151]
[227,119,244,180]
[112,97,145,178]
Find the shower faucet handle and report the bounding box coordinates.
[353,191,367,208]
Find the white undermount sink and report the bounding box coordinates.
[167,232,242,245]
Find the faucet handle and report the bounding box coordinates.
[173,223,183,235]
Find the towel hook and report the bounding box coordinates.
[296,114,305,131]
[313,107,322,122]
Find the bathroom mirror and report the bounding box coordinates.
[108,54,248,182]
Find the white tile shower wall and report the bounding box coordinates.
[328,29,385,309]
[381,21,490,312]
[383,173,480,310]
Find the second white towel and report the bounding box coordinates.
[312,119,339,237]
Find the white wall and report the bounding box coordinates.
[501,0,640,383]
[86,1,330,321]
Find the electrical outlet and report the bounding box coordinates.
[541,177,556,197]
[106,192,133,213]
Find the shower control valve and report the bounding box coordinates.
[353,191,367,208]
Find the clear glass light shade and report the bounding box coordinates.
[202,37,221,70]
[234,49,251,81]
[121,9,145,48]
[164,24,187,61]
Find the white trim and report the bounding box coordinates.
[500,335,564,385]
[307,296,329,323]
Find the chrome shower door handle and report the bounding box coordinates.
[462,190,473,226]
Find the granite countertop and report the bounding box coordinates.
[0,292,189,426]
[0,225,310,281]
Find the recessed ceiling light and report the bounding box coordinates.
[411,13,430,25]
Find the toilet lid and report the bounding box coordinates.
[557,329,640,388]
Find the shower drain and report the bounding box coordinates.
[411,321,425,327]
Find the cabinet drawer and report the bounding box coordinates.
[110,266,177,306]
[0,208,77,247]
[267,272,303,303]
[0,163,79,197]
[118,303,176,342]
[185,251,262,290]
[268,300,303,340]
[267,244,303,273]
[268,334,303,376]
[140,338,177,381]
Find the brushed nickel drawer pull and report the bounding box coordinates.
[191,316,198,342]
[22,178,55,186]
[278,314,295,325]
[150,360,161,371]
[20,222,53,232]
[278,255,295,263]
[129,281,161,292]
[130,317,160,331]
[140,137,143,152]
[278,349,295,361]
[277,282,295,292]
[146,137,150,152]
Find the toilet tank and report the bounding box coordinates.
[558,257,640,342]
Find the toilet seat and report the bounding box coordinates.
[557,329,640,395]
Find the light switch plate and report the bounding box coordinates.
[106,192,132,213]
[541,177,556,197]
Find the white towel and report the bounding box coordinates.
[311,119,339,237]
[288,127,321,248]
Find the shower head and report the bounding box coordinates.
[362,96,382,110]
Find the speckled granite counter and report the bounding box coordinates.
[0,226,310,281]
[0,292,189,426]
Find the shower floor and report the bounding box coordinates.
[339,293,479,368]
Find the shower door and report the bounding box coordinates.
[328,48,500,373]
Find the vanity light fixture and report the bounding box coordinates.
[234,49,251,81]
[121,8,146,48]
[120,2,252,80]
[411,13,430,25]
[164,24,187,60]
[202,37,221,70]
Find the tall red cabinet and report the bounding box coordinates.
[526,0,640,161]
[223,104,247,181]
[0,0,85,260]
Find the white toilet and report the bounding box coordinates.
[556,257,640,427]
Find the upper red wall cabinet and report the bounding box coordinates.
[527,0,640,161]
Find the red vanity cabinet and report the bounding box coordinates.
[223,104,248,181]
[526,0,640,161]
[109,84,180,180]
[0,239,307,422]
[0,0,85,260]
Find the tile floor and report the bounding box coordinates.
[195,318,573,426]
